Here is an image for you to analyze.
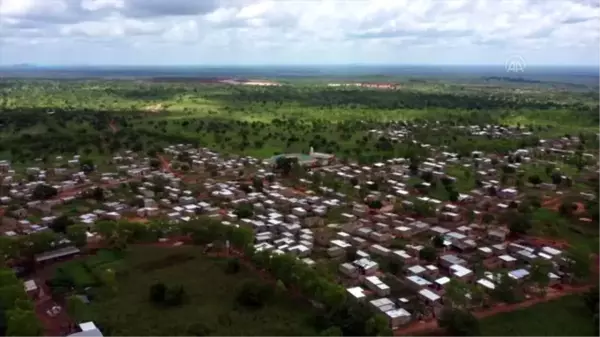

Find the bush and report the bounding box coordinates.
[164,285,186,306]
[187,322,213,336]
[419,246,437,262]
[32,184,58,200]
[225,258,241,274]
[236,281,273,309]
[149,283,186,307]
[49,215,74,233]
[584,286,599,313]
[234,203,254,219]
[438,308,480,336]
[149,283,166,304]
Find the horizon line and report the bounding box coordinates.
[2,63,599,68]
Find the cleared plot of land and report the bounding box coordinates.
[67,246,318,336]
[479,295,596,336]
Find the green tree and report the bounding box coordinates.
[90,187,105,201]
[445,279,470,309]
[419,246,437,263]
[99,268,118,294]
[413,200,435,217]
[5,308,41,336]
[365,314,393,336]
[79,158,95,174]
[528,175,542,185]
[587,200,599,223]
[437,308,480,336]
[274,156,294,176]
[319,326,343,336]
[225,258,241,274]
[228,226,253,250]
[346,247,358,262]
[236,280,273,309]
[66,224,88,247]
[31,184,58,200]
[565,247,591,283]
[583,286,599,313]
[508,212,532,236]
[432,235,444,248]
[469,284,485,308]
[386,260,403,275]
[149,283,167,304]
[66,295,89,319]
[529,259,552,296]
[0,284,26,309]
[94,220,117,239]
[24,230,58,255]
[164,285,186,306]
[252,176,264,191]
[187,322,213,336]
[481,213,494,225]
[0,237,19,263]
[234,203,254,219]
[491,272,520,303]
[49,215,74,233]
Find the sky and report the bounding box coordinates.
[0,0,599,66]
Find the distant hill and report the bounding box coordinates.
[8,63,38,68]
[0,65,597,86]
[483,76,542,84]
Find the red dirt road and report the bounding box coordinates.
[158,155,183,178]
[34,281,77,336]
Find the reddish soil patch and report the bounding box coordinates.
[380,205,394,213]
[522,235,570,249]
[542,197,586,215]
[126,217,149,223]
[158,155,183,178]
[34,281,77,336]
[109,120,118,133]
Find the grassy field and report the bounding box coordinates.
[54,250,124,289]
[480,295,597,336]
[530,208,599,252]
[67,246,318,336]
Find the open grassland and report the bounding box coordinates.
[480,295,597,336]
[67,246,318,336]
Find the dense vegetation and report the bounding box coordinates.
[0,80,597,164]
[0,268,41,336]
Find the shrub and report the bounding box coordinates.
[164,285,186,307]
[149,283,167,304]
[149,283,186,307]
[225,258,241,274]
[235,281,273,309]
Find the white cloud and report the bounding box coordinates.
[0,0,598,65]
